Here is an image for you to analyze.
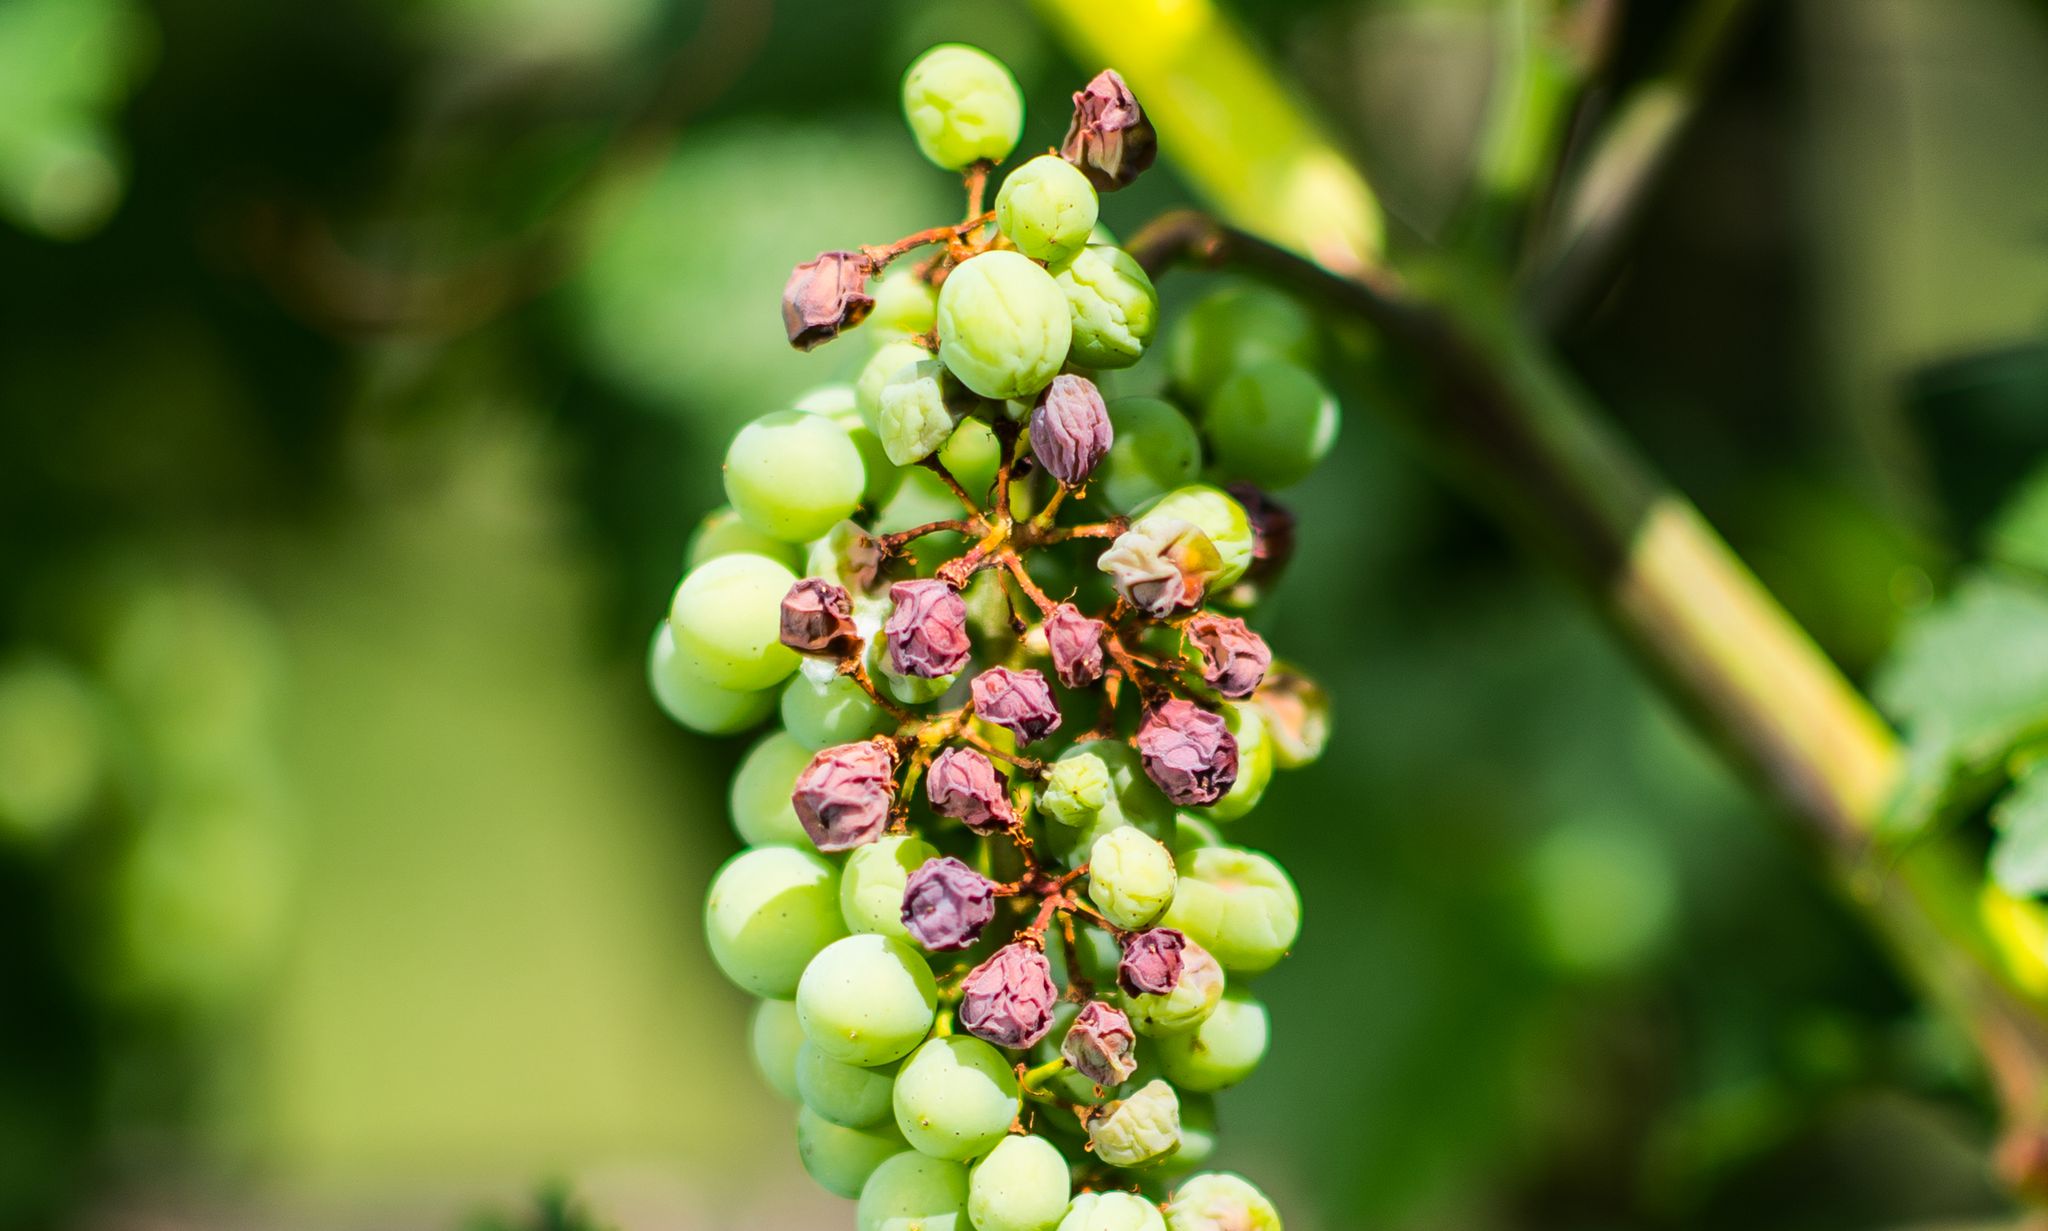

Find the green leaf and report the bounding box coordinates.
[1990,762,2048,896]
[1989,461,2048,577]
[1875,571,2048,771]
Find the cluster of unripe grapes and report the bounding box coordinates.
[648,44,1342,1231]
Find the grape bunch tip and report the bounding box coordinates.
[654,42,1343,1231]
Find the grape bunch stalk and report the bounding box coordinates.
[649,43,1344,1231]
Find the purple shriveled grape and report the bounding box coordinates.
[1029,375,1113,486]
[1118,928,1188,997]
[1044,603,1107,689]
[970,666,1062,744]
[779,578,861,657]
[900,856,999,951]
[925,746,1015,833]
[1183,612,1271,700]
[1063,1000,1139,1086]
[1135,698,1239,806]
[1060,69,1157,192]
[1226,483,1297,587]
[782,250,874,350]
[790,740,896,852]
[959,942,1061,1049]
[884,579,972,678]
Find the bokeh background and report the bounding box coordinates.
[3,0,2047,1228]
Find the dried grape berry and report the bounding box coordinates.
[959,942,1060,1049]
[885,579,972,679]
[1061,68,1157,191]
[791,740,897,852]
[925,745,1014,832]
[900,855,999,952]
[1136,699,1239,806]
[971,667,1061,744]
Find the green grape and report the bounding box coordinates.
[880,359,969,466]
[893,1035,1021,1161]
[1165,1095,1218,1172]
[1125,941,1225,1037]
[842,834,940,939]
[996,155,1098,263]
[936,250,1071,401]
[704,846,848,997]
[646,624,776,735]
[1088,1078,1181,1168]
[968,1134,1072,1231]
[730,729,815,846]
[1097,398,1201,513]
[1134,486,1253,588]
[801,384,907,510]
[800,1106,909,1199]
[1155,990,1268,1092]
[669,554,801,691]
[1164,1173,1281,1231]
[1201,360,1338,490]
[1059,1190,1167,1231]
[799,934,939,1066]
[1206,704,1272,823]
[0,653,104,840]
[782,669,896,749]
[1052,245,1159,370]
[1159,847,1300,975]
[1168,285,1317,402]
[900,44,1023,171]
[859,339,934,428]
[858,1151,971,1231]
[940,415,1002,499]
[869,267,939,339]
[799,1042,900,1128]
[1088,825,1178,930]
[1173,813,1225,856]
[751,999,808,1102]
[686,505,804,573]
[874,465,967,540]
[725,409,868,542]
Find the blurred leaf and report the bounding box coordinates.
[1989,460,2048,576]
[462,1186,611,1231]
[1991,762,2048,897]
[0,0,152,238]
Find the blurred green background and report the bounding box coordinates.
[2,0,2046,1227]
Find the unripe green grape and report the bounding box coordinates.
[1088,825,1178,929]
[937,251,1071,401]
[800,384,906,510]
[892,1035,1021,1161]
[1087,1078,1181,1168]
[996,155,1099,263]
[1043,741,1176,865]
[646,624,776,735]
[686,506,804,573]
[1166,1094,1218,1172]
[858,1151,971,1231]
[880,359,968,466]
[1052,245,1159,370]
[729,729,815,846]
[1206,704,1272,823]
[799,1042,900,1128]
[1134,486,1254,588]
[842,834,940,939]
[782,669,896,750]
[725,410,868,542]
[968,1134,1072,1231]
[669,554,801,691]
[1164,1173,1281,1231]
[900,44,1023,171]
[705,846,848,997]
[860,339,934,427]
[1159,847,1301,975]
[869,267,939,339]
[1059,1191,1167,1231]
[1174,813,1225,856]
[799,934,939,1066]
[940,415,1002,499]
[1125,942,1226,1038]
[1097,398,1201,513]
[799,1106,909,1199]
[1155,990,1268,1092]
[874,467,967,541]
[1202,360,1338,490]
[1168,285,1317,402]
[751,998,807,1102]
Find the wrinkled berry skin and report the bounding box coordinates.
[959,943,1060,1049]
[1029,375,1113,486]
[1136,699,1239,806]
[783,251,874,351]
[1063,1000,1139,1086]
[779,578,861,657]
[1226,483,1296,587]
[885,579,971,678]
[901,855,998,951]
[971,667,1062,744]
[1061,69,1157,192]
[1088,1079,1181,1168]
[1183,613,1271,700]
[926,746,1015,833]
[1118,927,1188,997]
[1098,518,1219,619]
[790,740,897,852]
[1044,603,1106,688]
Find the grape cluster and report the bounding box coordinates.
[650,44,1340,1231]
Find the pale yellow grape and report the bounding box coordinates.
[668,553,800,691]
[704,846,848,998]
[724,409,867,542]
[799,934,939,1066]
[1159,847,1301,975]
[891,1035,1020,1161]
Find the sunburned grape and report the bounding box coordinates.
[657,47,1335,1230]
